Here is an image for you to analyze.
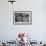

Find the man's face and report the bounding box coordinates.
[15,13,23,22]
[22,13,29,22]
[17,16,23,22]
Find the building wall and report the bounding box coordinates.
[0,0,46,41]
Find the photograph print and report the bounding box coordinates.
[13,11,32,25]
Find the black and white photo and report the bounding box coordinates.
[13,11,32,25]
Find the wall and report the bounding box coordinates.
[0,0,46,41]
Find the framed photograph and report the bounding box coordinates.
[13,11,32,25]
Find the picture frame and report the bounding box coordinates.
[13,11,32,25]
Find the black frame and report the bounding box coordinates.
[13,11,32,25]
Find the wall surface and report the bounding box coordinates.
[0,0,46,41]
